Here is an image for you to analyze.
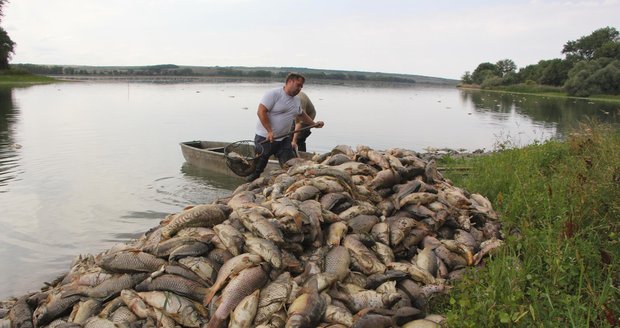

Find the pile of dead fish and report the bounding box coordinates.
[0,144,504,328]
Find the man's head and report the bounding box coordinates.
[284,72,305,96]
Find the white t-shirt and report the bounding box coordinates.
[255,87,302,140]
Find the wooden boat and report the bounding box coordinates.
[180,140,312,178]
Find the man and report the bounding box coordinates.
[246,72,324,182]
[291,91,316,152]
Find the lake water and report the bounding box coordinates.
[0,81,617,299]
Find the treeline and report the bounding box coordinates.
[10,64,417,84]
[461,26,620,97]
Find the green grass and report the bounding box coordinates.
[0,69,57,85]
[436,122,620,327]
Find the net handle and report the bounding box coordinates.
[259,123,320,144]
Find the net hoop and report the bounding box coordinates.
[224,140,263,177]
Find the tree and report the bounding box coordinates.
[564,58,620,96]
[0,27,14,69]
[562,26,620,61]
[471,62,500,85]
[538,59,571,86]
[0,0,14,69]
[461,71,473,84]
[495,59,516,77]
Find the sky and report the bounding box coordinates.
[2,0,619,79]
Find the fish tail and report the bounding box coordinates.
[202,286,217,306]
[205,316,223,328]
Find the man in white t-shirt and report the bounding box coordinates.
[246,72,324,182]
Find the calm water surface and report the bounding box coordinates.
[0,81,617,299]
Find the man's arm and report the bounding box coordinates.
[257,104,274,141]
[298,111,324,127]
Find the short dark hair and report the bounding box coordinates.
[285,72,305,83]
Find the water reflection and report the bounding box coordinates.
[461,90,620,141]
[0,87,19,192]
[180,162,243,191]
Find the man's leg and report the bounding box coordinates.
[276,136,297,167]
[246,135,271,182]
[297,129,311,152]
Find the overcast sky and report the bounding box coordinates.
[3,0,619,79]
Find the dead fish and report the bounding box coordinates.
[177,257,218,286]
[365,270,409,290]
[339,202,379,221]
[288,185,321,201]
[254,272,293,325]
[119,289,151,319]
[324,246,351,281]
[161,204,230,239]
[135,273,207,302]
[369,169,402,190]
[285,289,328,328]
[320,192,354,213]
[323,304,353,326]
[334,161,378,176]
[438,189,471,209]
[473,237,504,265]
[227,191,258,210]
[207,263,270,328]
[169,241,212,260]
[399,192,438,208]
[213,224,245,256]
[372,242,396,265]
[229,289,260,328]
[96,250,166,273]
[388,217,419,246]
[8,296,33,328]
[370,222,390,245]
[203,253,263,306]
[415,246,438,277]
[240,211,285,244]
[343,235,386,275]
[62,273,148,301]
[351,313,393,328]
[68,299,101,324]
[244,236,283,270]
[299,200,324,246]
[387,262,438,285]
[401,318,441,328]
[33,294,82,327]
[109,306,139,327]
[271,198,306,228]
[347,214,380,234]
[82,316,117,328]
[138,291,207,327]
[322,153,354,166]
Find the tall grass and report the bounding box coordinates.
[437,122,620,327]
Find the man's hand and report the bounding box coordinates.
[266,131,274,142]
[314,121,325,128]
[291,138,298,150]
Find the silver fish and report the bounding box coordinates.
[207,263,270,328]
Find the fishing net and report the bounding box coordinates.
[224,140,263,177]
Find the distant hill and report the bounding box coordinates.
[11,63,459,85]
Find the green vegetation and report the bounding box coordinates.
[0,68,57,84]
[461,26,620,97]
[0,0,14,69]
[10,63,460,85]
[436,122,620,327]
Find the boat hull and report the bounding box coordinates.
[180,140,308,178]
